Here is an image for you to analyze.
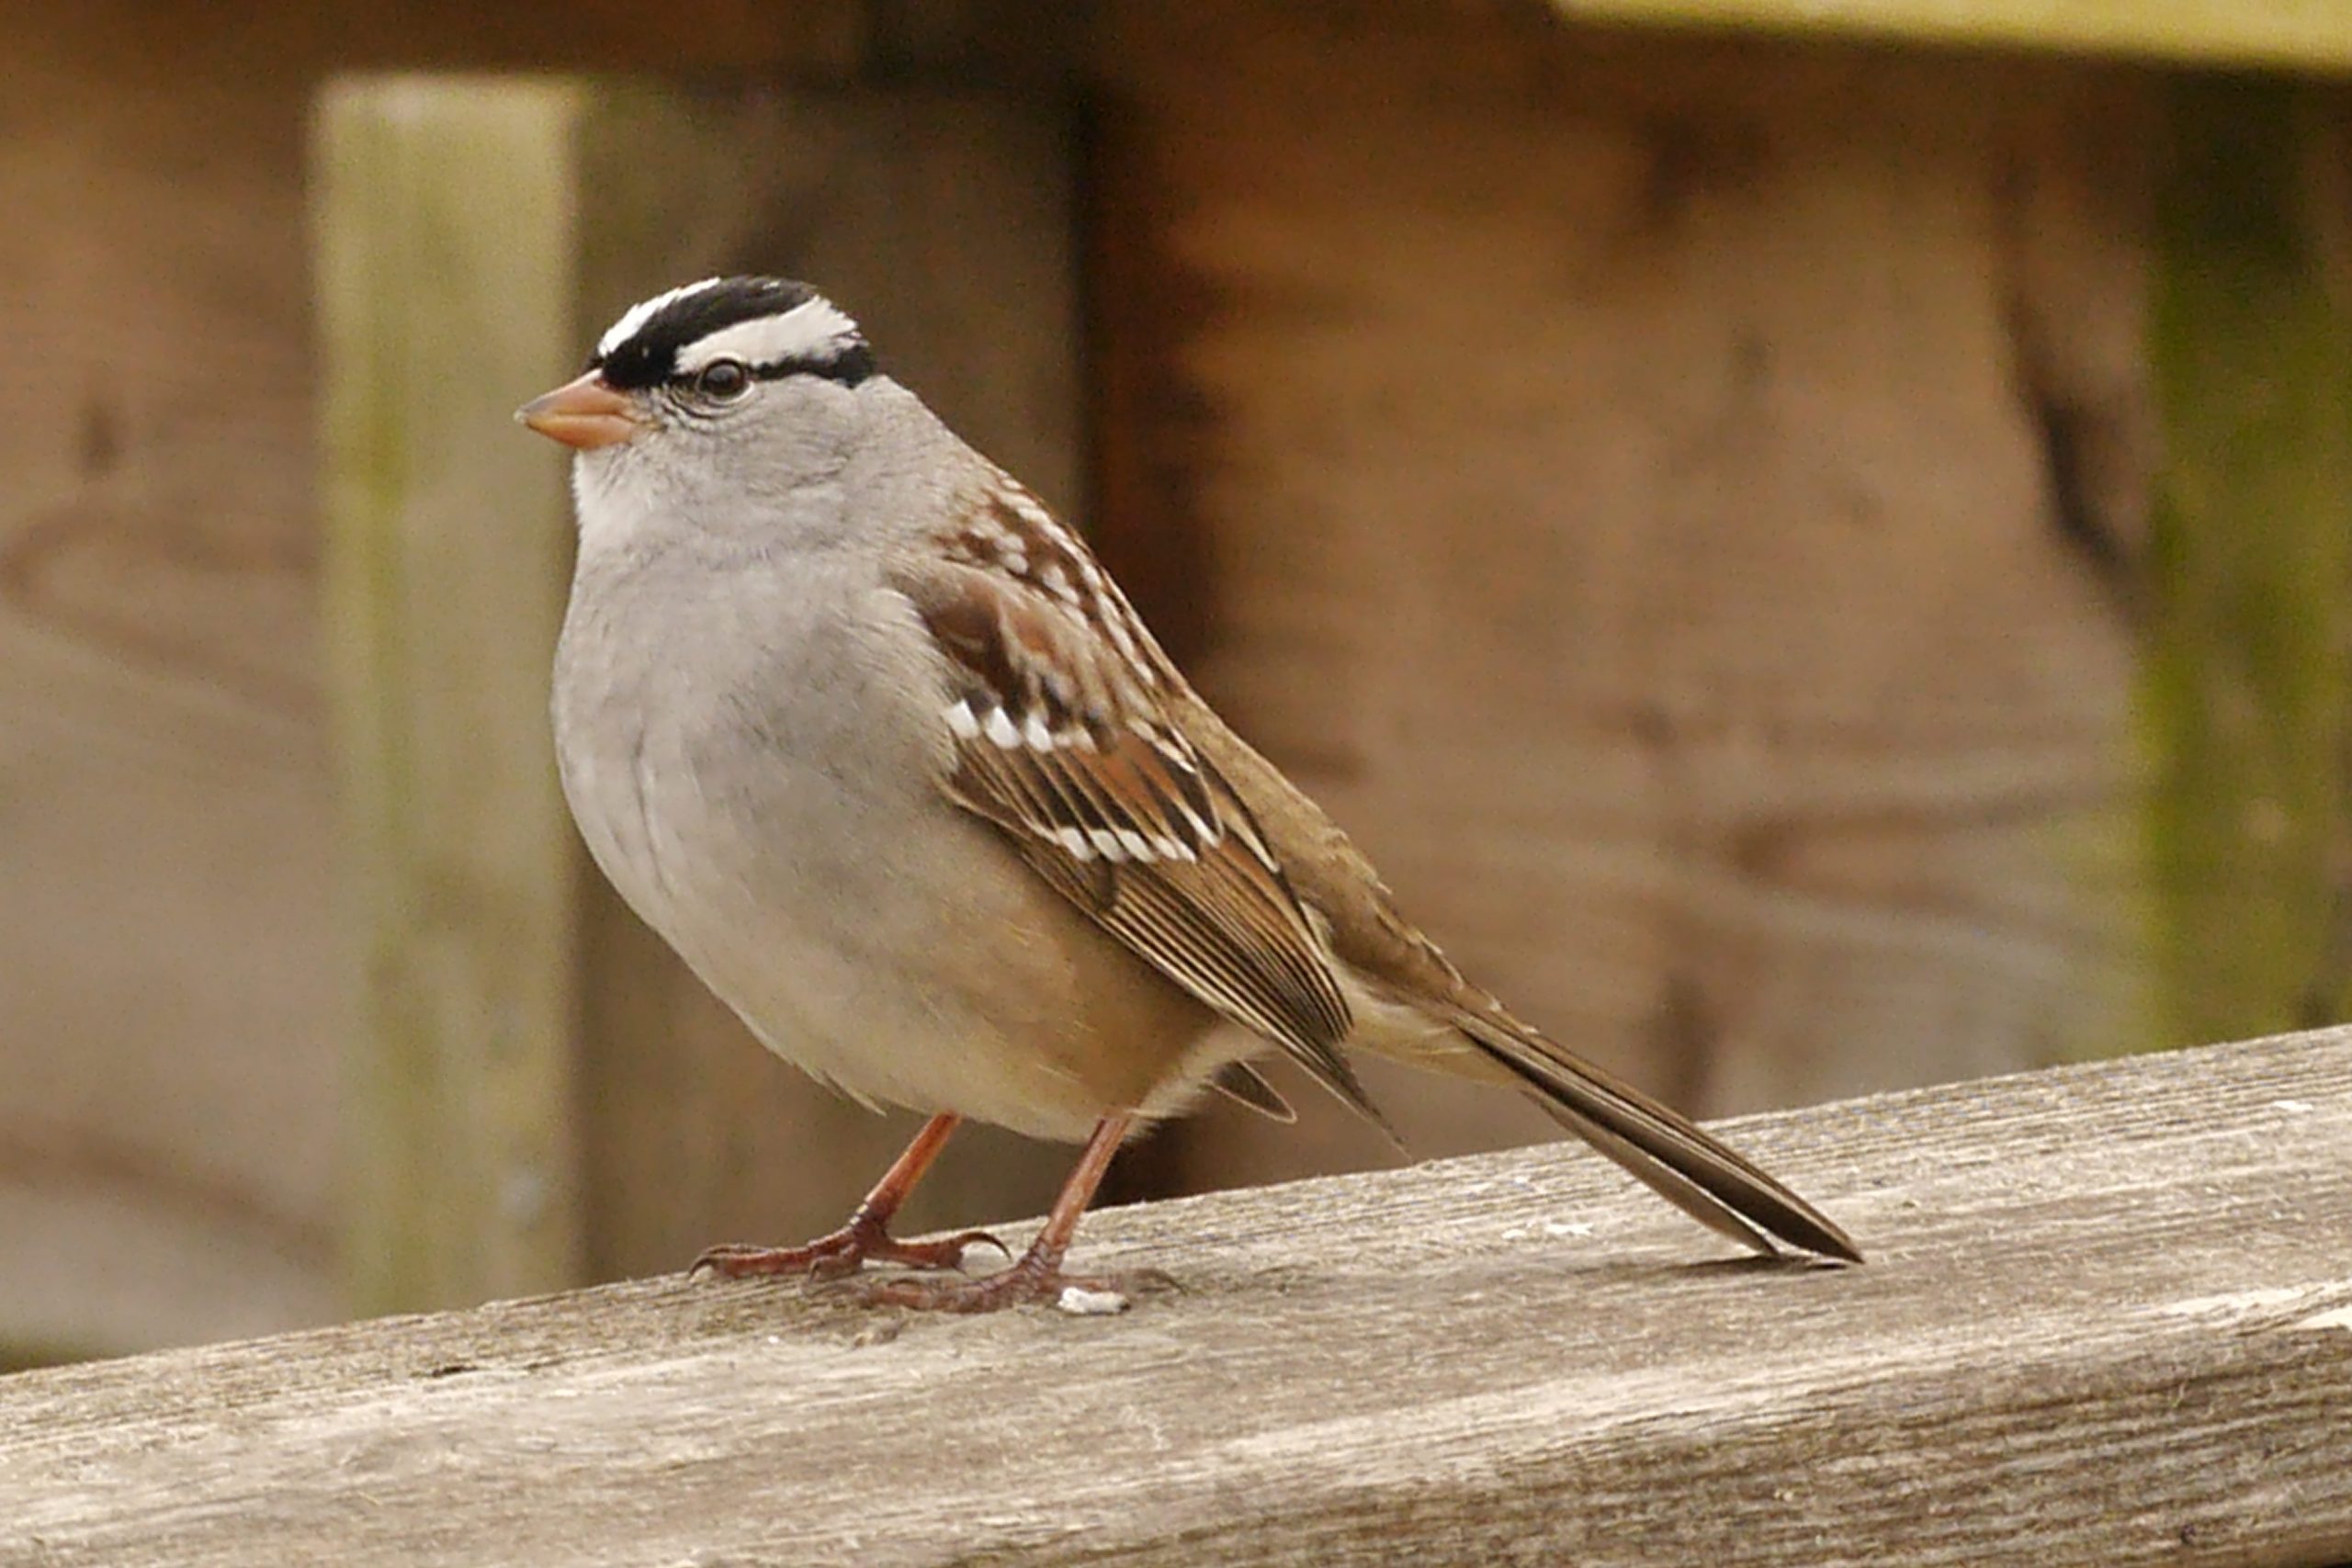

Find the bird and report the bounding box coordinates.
[515,275,1861,1313]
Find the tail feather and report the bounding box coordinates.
[1450,1009,1862,1264]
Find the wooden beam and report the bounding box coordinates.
[313,75,1084,1315]
[315,79,594,1316]
[2144,79,2352,1047]
[1549,0,2352,74]
[5,1032,2349,1565]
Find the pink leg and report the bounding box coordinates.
[858,1112,1158,1313]
[690,1113,1008,1282]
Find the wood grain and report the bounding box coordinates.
[0,7,345,1359]
[3,1031,2348,1567]
[1091,9,2158,1194]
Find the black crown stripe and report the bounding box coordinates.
[593,276,872,390]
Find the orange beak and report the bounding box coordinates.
[515,371,639,450]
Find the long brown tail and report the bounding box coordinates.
[1447,1007,1862,1263]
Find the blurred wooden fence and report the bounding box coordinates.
[6,0,2352,1358]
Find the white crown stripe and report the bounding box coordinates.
[595,277,724,359]
[675,298,862,375]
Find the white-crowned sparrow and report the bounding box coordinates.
[517,276,1860,1312]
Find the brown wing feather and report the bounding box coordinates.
[890,554,1374,1121]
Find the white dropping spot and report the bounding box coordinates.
[1088,829,1130,863]
[1023,713,1057,751]
[1542,1220,1595,1239]
[983,708,1022,749]
[1115,829,1157,863]
[944,700,982,740]
[1056,1285,1130,1316]
[2274,1100,2318,1114]
[1054,828,1097,862]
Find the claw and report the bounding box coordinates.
[690,1236,854,1281]
[687,1221,1008,1285]
[939,1227,1014,1268]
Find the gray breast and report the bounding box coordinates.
[551,543,956,976]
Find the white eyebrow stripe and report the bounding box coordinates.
[595,277,723,359]
[675,298,861,374]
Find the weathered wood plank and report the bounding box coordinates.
[1549,0,2352,74]
[1092,7,2154,1194]
[0,4,350,1360]
[4,1032,2347,1566]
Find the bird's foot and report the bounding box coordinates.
[853,1247,1174,1314]
[689,1216,1009,1284]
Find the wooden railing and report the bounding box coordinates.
[1547,0,2352,71]
[5,1029,2347,1565]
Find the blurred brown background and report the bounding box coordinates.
[6,0,2347,1362]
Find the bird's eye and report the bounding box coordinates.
[692,359,752,401]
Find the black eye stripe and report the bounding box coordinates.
[814,343,876,387]
[657,345,876,391]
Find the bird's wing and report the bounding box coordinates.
[888,533,1374,1123]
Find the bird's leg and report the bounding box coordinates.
[858,1112,1159,1313]
[690,1113,1009,1282]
